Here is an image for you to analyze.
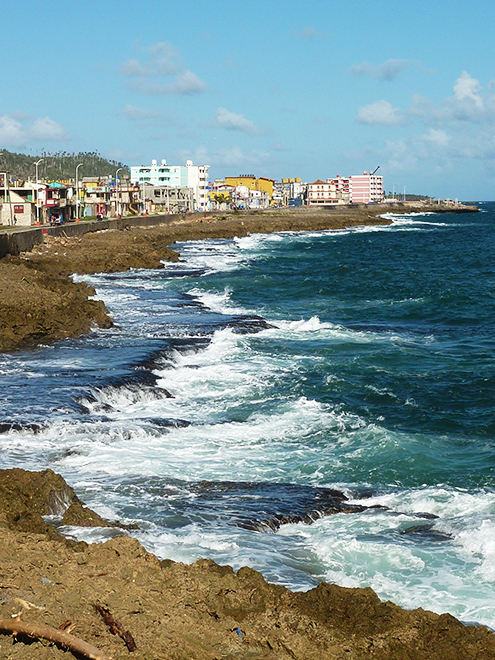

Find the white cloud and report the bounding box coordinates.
[356,100,404,126]
[120,42,181,78]
[214,108,258,134]
[299,26,329,40]
[0,115,25,145]
[453,71,484,108]
[360,71,495,183]
[130,74,208,96]
[350,59,418,81]
[176,145,271,170]
[0,114,67,147]
[120,58,148,77]
[346,71,495,196]
[119,105,161,121]
[30,117,66,140]
[165,70,209,95]
[120,42,208,96]
[422,128,450,149]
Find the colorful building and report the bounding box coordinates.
[131,159,210,211]
[308,176,350,205]
[308,172,383,205]
[224,175,275,199]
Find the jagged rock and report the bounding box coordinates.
[0,469,494,659]
[0,468,118,534]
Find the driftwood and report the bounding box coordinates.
[94,604,137,652]
[0,618,112,660]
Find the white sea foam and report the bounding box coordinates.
[269,315,424,347]
[172,237,256,275]
[187,286,248,315]
[278,498,495,626]
[381,213,448,228]
[4,213,495,628]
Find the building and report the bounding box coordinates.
[37,182,71,223]
[131,159,210,211]
[308,172,383,205]
[224,175,275,202]
[349,172,384,204]
[141,184,194,214]
[273,178,306,206]
[0,180,73,225]
[0,181,37,226]
[308,176,350,205]
[81,177,111,218]
[232,185,270,209]
[207,180,234,210]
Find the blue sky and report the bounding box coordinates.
[2,0,495,199]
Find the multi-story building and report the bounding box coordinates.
[308,172,383,205]
[273,178,306,206]
[224,175,275,201]
[349,172,384,204]
[308,176,350,205]
[130,159,210,211]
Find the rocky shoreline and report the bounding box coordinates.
[2,202,493,659]
[1,468,495,660]
[0,202,476,352]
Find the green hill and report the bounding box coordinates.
[0,149,129,184]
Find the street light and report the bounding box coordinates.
[35,159,43,224]
[75,163,83,220]
[115,167,123,217]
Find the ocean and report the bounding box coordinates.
[1,203,495,628]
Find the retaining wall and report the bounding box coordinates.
[0,213,186,258]
[0,227,45,258]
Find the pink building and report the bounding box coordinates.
[308,172,383,205]
[349,172,384,204]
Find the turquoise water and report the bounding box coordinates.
[1,203,495,627]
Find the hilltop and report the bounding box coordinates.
[0,149,129,183]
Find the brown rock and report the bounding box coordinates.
[0,469,494,659]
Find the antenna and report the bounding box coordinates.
[371,166,380,175]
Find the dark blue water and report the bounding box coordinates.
[1,204,495,626]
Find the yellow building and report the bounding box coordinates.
[225,175,275,198]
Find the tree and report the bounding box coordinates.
[212,192,232,209]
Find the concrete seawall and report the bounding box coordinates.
[0,226,45,259]
[0,212,185,259]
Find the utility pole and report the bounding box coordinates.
[115,168,123,217]
[75,163,83,220]
[35,159,43,225]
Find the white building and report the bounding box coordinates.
[130,159,210,211]
[308,176,350,205]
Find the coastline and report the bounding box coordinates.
[0,202,476,353]
[1,468,495,660]
[2,203,493,658]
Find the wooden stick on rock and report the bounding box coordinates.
[0,618,112,660]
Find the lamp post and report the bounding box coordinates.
[75,163,83,220]
[115,167,123,217]
[35,159,43,224]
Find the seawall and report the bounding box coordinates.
[0,212,185,259]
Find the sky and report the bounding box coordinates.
[1,0,495,200]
